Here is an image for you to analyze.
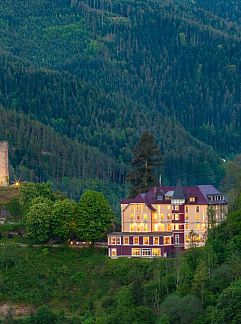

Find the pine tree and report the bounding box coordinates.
[127,131,162,198]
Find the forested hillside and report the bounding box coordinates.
[189,0,241,25]
[0,108,126,206]
[1,196,241,323]
[1,0,241,195]
[0,51,222,187]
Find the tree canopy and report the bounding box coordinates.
[127,131,162,197]
[76,190,114,242]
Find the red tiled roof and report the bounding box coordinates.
[121,185,227,206]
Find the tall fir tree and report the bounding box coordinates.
[127,131,162,198]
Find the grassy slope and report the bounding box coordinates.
[0,245,175,319]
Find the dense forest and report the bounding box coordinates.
[1,0,241,197]
[0,51,222,189]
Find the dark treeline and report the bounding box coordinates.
[0,108,127,197]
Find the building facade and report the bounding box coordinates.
[0,141,9,187]
[108,182,228,258]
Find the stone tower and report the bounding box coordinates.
[0,141,9,187]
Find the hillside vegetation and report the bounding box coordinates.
[1,0,241,194]
[0,50,222,187]
[1,0,241,156]
[1,199,241,324]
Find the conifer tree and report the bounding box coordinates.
[127,131,162,198]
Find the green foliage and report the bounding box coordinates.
[0,246,170,320]
[76,190,114,242]
[25,200,54,243]
[57,178,127,216]
[211,279,241,323]
[30,306,58,324]
[0,0,235,188]
[0,108,126,195]
[159,294,202,324]
[52,199,77,241]
[19,182,55,212]
[0,223,25,235]
[0,242,19,274]
[127,131,163,197]
[6,197,24,220]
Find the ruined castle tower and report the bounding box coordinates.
[0,141,9,187]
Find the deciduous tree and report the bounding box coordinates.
[76,190,114,242]
[52,199,77,241]
[19,182,55,212]
[25,199,53,243]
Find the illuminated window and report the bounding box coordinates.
[167,205,171,210]
[116,237,121,245]
[108,237,111,245]
[190,197,196,202]
[153,213,158,220]
[175,235,179,244]
[195,224,201,230]
[130,214,134,220]
[160,213,165,220]
[132,248,141,256]
[196,206,200,212]
[154,224,159,231]
[144,214,148,221]
[185,235,190,243]
[185,224,189,230]
[174,214,179,221]
[164,236,171,245]
[185,214,189,221]
[143,237,149,245]
[174,205,179,211]
[185,206,189,212]
[111,237,116,245]
[160,223,165,231]
[130,224,134,232]
[111,248,117,257]
[142,248,151,256]
[144,224,148,231]
[202,223,206,229]
[152,248,161,256]
[123,237,129,245]
[134,237,139,245]
[153,237,159,245]
[167,213,171,220]
[137,224,141,231]
[195,215,200,221]
[167,224,172,231]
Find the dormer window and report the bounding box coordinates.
[190,197,196,203]
[157,195,163,201]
